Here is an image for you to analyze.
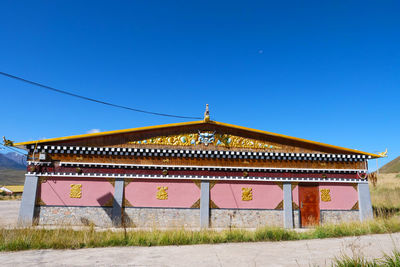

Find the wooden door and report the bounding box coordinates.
[299,185,320,227]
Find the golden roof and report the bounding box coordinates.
[14,120,382,158]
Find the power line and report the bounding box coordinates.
[0,144,27,155]
[0,71,202,120]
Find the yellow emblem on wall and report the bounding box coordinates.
[70,184,82,198]
[242,188,253,201]
[320,189,331,202]
[156,186,168,200]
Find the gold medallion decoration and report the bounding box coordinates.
[320,189,331,202]
[70,184,82,198]
[123,198,133,207]
[274,200,283,210]
[129,132,280,150]
[242,188,253,201]
[351,201,359,210]
[106,178,115,187]
[156,186,168,200]
[36,197,46,206]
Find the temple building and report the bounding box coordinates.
[14,107,381,228]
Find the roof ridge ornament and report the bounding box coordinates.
[3,136,14,147]
[378,148,388,157]
[204,104,210,122]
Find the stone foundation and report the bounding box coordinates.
[124,208,200,228]
[35,206,112,227]
[320,210,359,224]
[34,206,361,228]
[293,210,300,228]
[210,209,284,228]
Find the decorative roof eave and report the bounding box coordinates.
[25,145,371,161]
[13,120,382,158]
[28,161,368,173]
[25,172,369,184]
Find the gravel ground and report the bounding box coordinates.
[0,200,20,226]
[0,233,399,266]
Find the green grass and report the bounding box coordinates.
[333,250,400,266]
[1,218,400,251]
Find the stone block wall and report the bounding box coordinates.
[34,206,360,228]
[320,210,359,224]
[210,209,283,228]
[35,206,113,227]
[123,208,200,228]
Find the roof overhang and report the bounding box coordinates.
[13,120,382,158]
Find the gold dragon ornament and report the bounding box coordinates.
[70,184,82,198]
[320,189,331,202]
[242,188,253,201]
[156,186,168,200]
[2,136,14,146]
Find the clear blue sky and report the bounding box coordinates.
[1,1,399,170]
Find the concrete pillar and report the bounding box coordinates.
[200,180,210,228]
[111,178,124,227]
[358,182,373,221]
[18,175,39,226]
[283,182,294,229]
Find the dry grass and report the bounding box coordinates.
[370,173,400,217]
[1,218,400,251]
[333,250,400,266]
[0,194,22,201]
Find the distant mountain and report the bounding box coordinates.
[0,153,26,170]
[379,156,400,173]
[3,152,27,166]
[0,152,27,185]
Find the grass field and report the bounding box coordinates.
[1,218,400,251]
[370,173,400,217]
[334,250,400,267]
[0,168,25,185]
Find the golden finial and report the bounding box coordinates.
[2,136,14,146]
[378,148,388,157]
[204,104,210,122]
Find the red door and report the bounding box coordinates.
[299,185,320,227]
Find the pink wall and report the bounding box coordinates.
[292,184,299,206]
[39,178,114,206]
[210,181,283,209]
[38,177,358,210]
[124,179,200,208]
[319,183,358,210]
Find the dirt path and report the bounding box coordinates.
[0,200,20,226]
[1,232,399,266]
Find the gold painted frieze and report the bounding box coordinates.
[129,132,280,150]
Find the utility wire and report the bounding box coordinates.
[0,144,27,155]
[0,71,202,120]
